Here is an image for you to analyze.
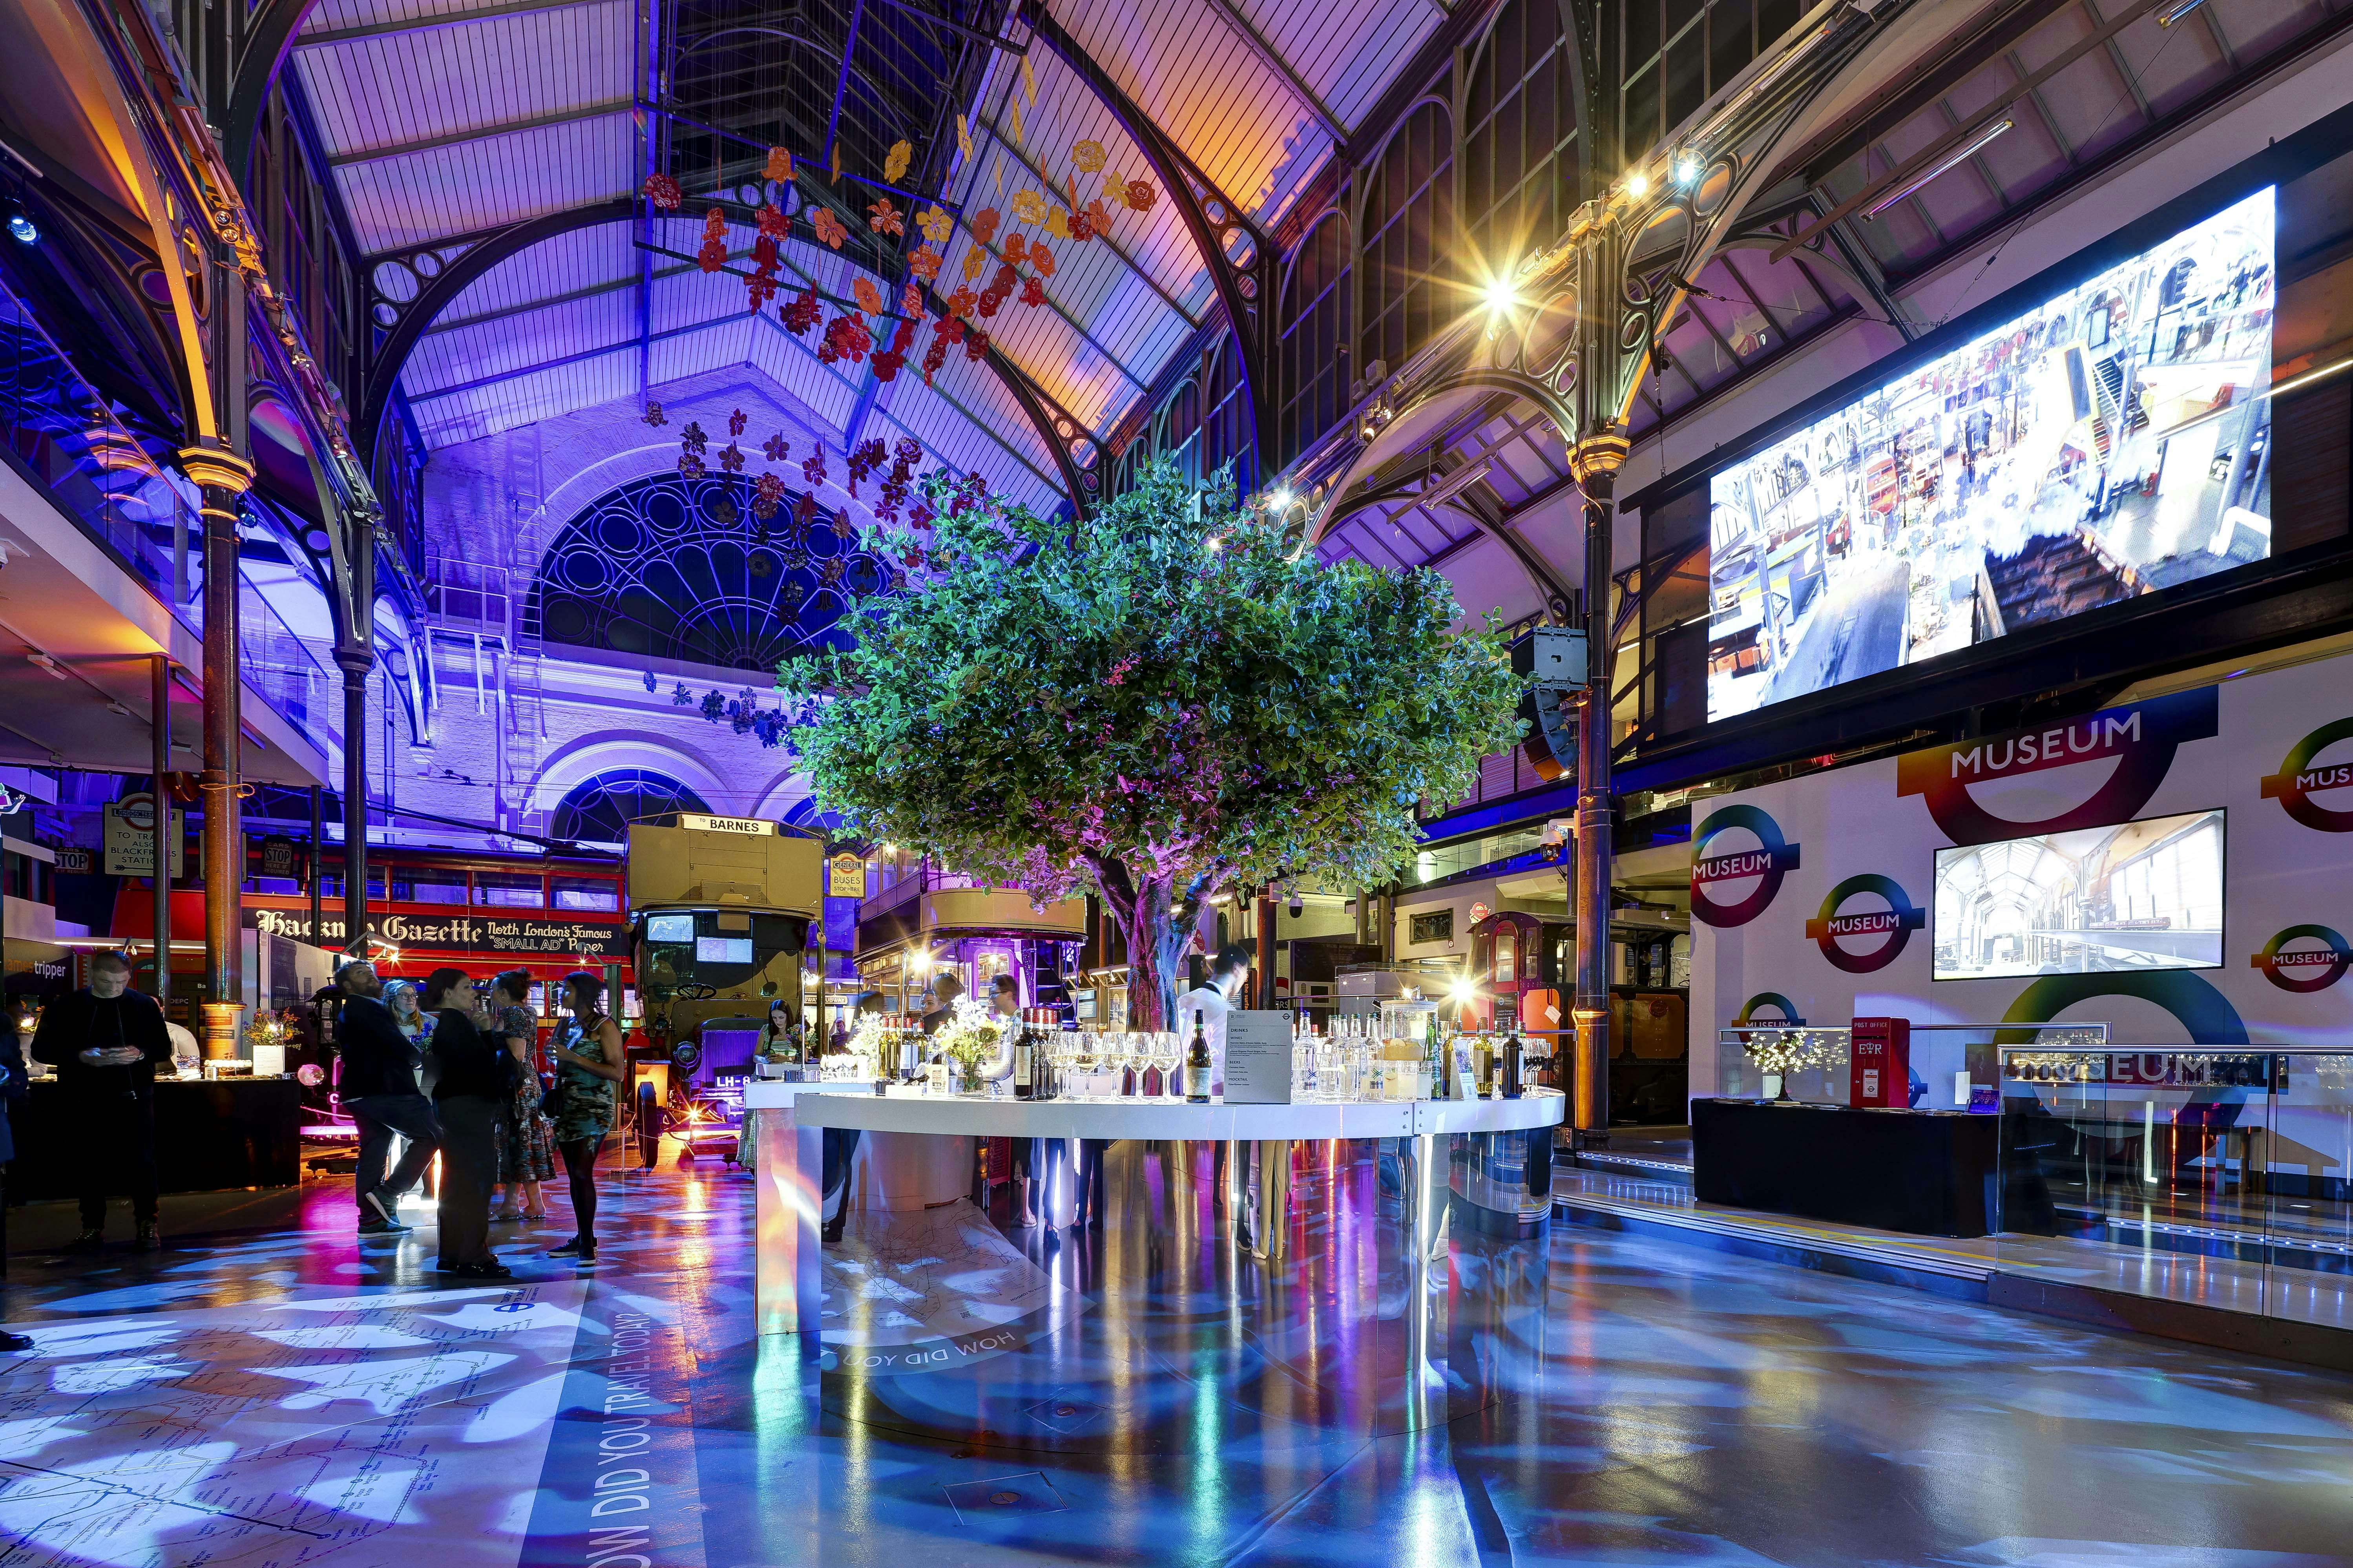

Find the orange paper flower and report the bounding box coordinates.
[853,277,883,314]
[900,283,925,318]
[909,245,943,280]
[812,207,848,248]
[867,197,904,237]
[1027,241,1054,278]
[764,147,794,183]
[1124,178,1157,213]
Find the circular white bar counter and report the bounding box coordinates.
[746,1083,1563,1436]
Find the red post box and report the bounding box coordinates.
[1849,1016,1910,1107]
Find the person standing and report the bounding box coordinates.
[919,971,964,1035]
[421,967,509,1278]
[0,1017,32,1351]
[487,970,553,1222]
[30,952,172,1251]
[335,961,440,1234]
[1173,944,1253,1095]
[546,970,624,1262]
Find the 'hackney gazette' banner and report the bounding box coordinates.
[1689,648,2353,1101]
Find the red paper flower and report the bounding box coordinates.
[935,314,965,343]
[641,401,668,426]
[900,283,926,319]
[975,286,1004,319]
[811,208,848,249]
[909,246,943,281]
[782,285,822,335]
[1068,210,1093,243]
[818,311,873,364]
[1124,179,1157,213]
[719,442,745,473]
[643,173,683,210]
[964,328,990,361]
[763,433,790,461]
[795,493,819,525]
[921,336,949,385]
[754,471,786,518]
[990,263,1019,294]
[679,420,709,454]
[970,207,1001,243]
[679,451,706,478]
[871,350,905,382]
[756,203,790,238]
[894,436,924,465]
[802,452,827,489]
[697,237,728,273]
[1020,275,1046,308]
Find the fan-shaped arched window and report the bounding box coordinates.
[530,471,899,671]
[1360,102,1455,377]
[1276,211,1351,471]
[552,769,711,845]
[1464,0,1579,271]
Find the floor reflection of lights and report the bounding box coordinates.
[6,1162,2353,1566]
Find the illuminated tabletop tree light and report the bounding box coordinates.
[776,460,1525,1030]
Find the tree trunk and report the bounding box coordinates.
[1121,872,1188,1032]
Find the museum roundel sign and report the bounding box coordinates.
[1894,688,2218,846]
[2250,924,2353,993]
[1689,805,1802,928]
[1804,874,1926,973]
[2259,716,2353,832]
[1733,993,1805,1026]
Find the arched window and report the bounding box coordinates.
[1197,340,1254,494]
[529,471,897,672]
[1464,0,1580,271]
[1276,211,1350,471]
[1360,102,1455,377]
[553,769,711,844]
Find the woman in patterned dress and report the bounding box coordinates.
[547,969,624,1261]
[487,970,554,1221]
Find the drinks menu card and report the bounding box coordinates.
[1222,1011,1294,1104]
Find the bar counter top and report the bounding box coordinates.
[743,1081,1564,1139]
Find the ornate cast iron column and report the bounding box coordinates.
[179,442,257,1063]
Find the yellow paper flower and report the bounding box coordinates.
[1010,188,1048,225]
[884,139,913,183]
[1045,207,1070,239]
[917,203,953,245]
[1071,139,1107,174]
[962,247,985,281]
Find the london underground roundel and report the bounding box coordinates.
[2250,924,2353,993]
[2260,716,2353,832]
[1689,805,1801,928]
[1804,874,1926,973]
[1895,688,2217,846]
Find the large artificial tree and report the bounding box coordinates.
[776,460,1526,1029]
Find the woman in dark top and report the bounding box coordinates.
[546,969,626,1262]
[422,967,510,1278]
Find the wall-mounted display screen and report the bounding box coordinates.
[1708,188,2276,723]
[1931,808,2224,980]
[644,913,695,944]
[696,935,755,966]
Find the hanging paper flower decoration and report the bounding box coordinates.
[1010,190,1048,225]
[641,401,668,426]
[782,284,823,336]
[1071,140,1107,174]
[899,283,925,319]
[811,207,848,249]
[848,437,886,487]
[964,327,990,362]
[970,207,1001,243]
[1124,179,1157,213]
[909,245,943,281]
[830,145,842,183]
[867,197,904,237]
[1084,197,1115,234]
[679,450,707,478]
[643,173,683,210]
[753,471,786,518]
[765,146,794,183]
[1020,274,1046,309]
[1027,241,1055,278]
[852,277,884,315]
[917,204,953,245]
[756,203,790,239]
[818,311,873,364]
[894,436,924,467]
[719,442,745,473]
[1045,208,1070,239]
[794,493,820,526]
[1101,171,1125,204]
[920,335,949,385]
[884,139,914,183]
[946,286,976,320]
[728,409,748,436]
[763,432,790,462]
[1003,230,1028,264]
[680,420,709,455]
[817,557,847,588]
[961,248,985,282]
[745,236,781,308]
[872,349,905,382]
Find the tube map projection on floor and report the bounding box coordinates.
[1707,187,2276,723]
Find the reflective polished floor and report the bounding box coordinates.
[6,1160,2353,1566]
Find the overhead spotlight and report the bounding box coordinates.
[1864,119,2013,217]
[2156,0,2206,22]
[1484,276,1518,314]
[1673,152,1704,188]
[5,206,35,246]
[1623,170,1651,199]
[1448,975,1479,1005]
[1271,486,1293,509]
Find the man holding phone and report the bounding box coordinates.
[30,952,173,1252]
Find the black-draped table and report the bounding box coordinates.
[1691,1097,1999,1237]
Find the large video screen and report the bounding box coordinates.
[1707,188,2276,723]
[1931,808,2224,981]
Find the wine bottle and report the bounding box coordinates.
[1425,1011,1445,1101]
[1013,1021,1037,1100]
[1501,1031,1524,1099]
[1185,1009,1213,1103]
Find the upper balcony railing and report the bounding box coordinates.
[0,275,341,758]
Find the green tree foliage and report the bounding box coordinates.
[778,460,1526,1028]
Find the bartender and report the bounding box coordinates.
[1172,943,1252,1094]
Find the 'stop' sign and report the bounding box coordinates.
[679,813,775,836]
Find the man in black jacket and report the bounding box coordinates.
[336,961,441,1234]
[30,952,173,1251]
